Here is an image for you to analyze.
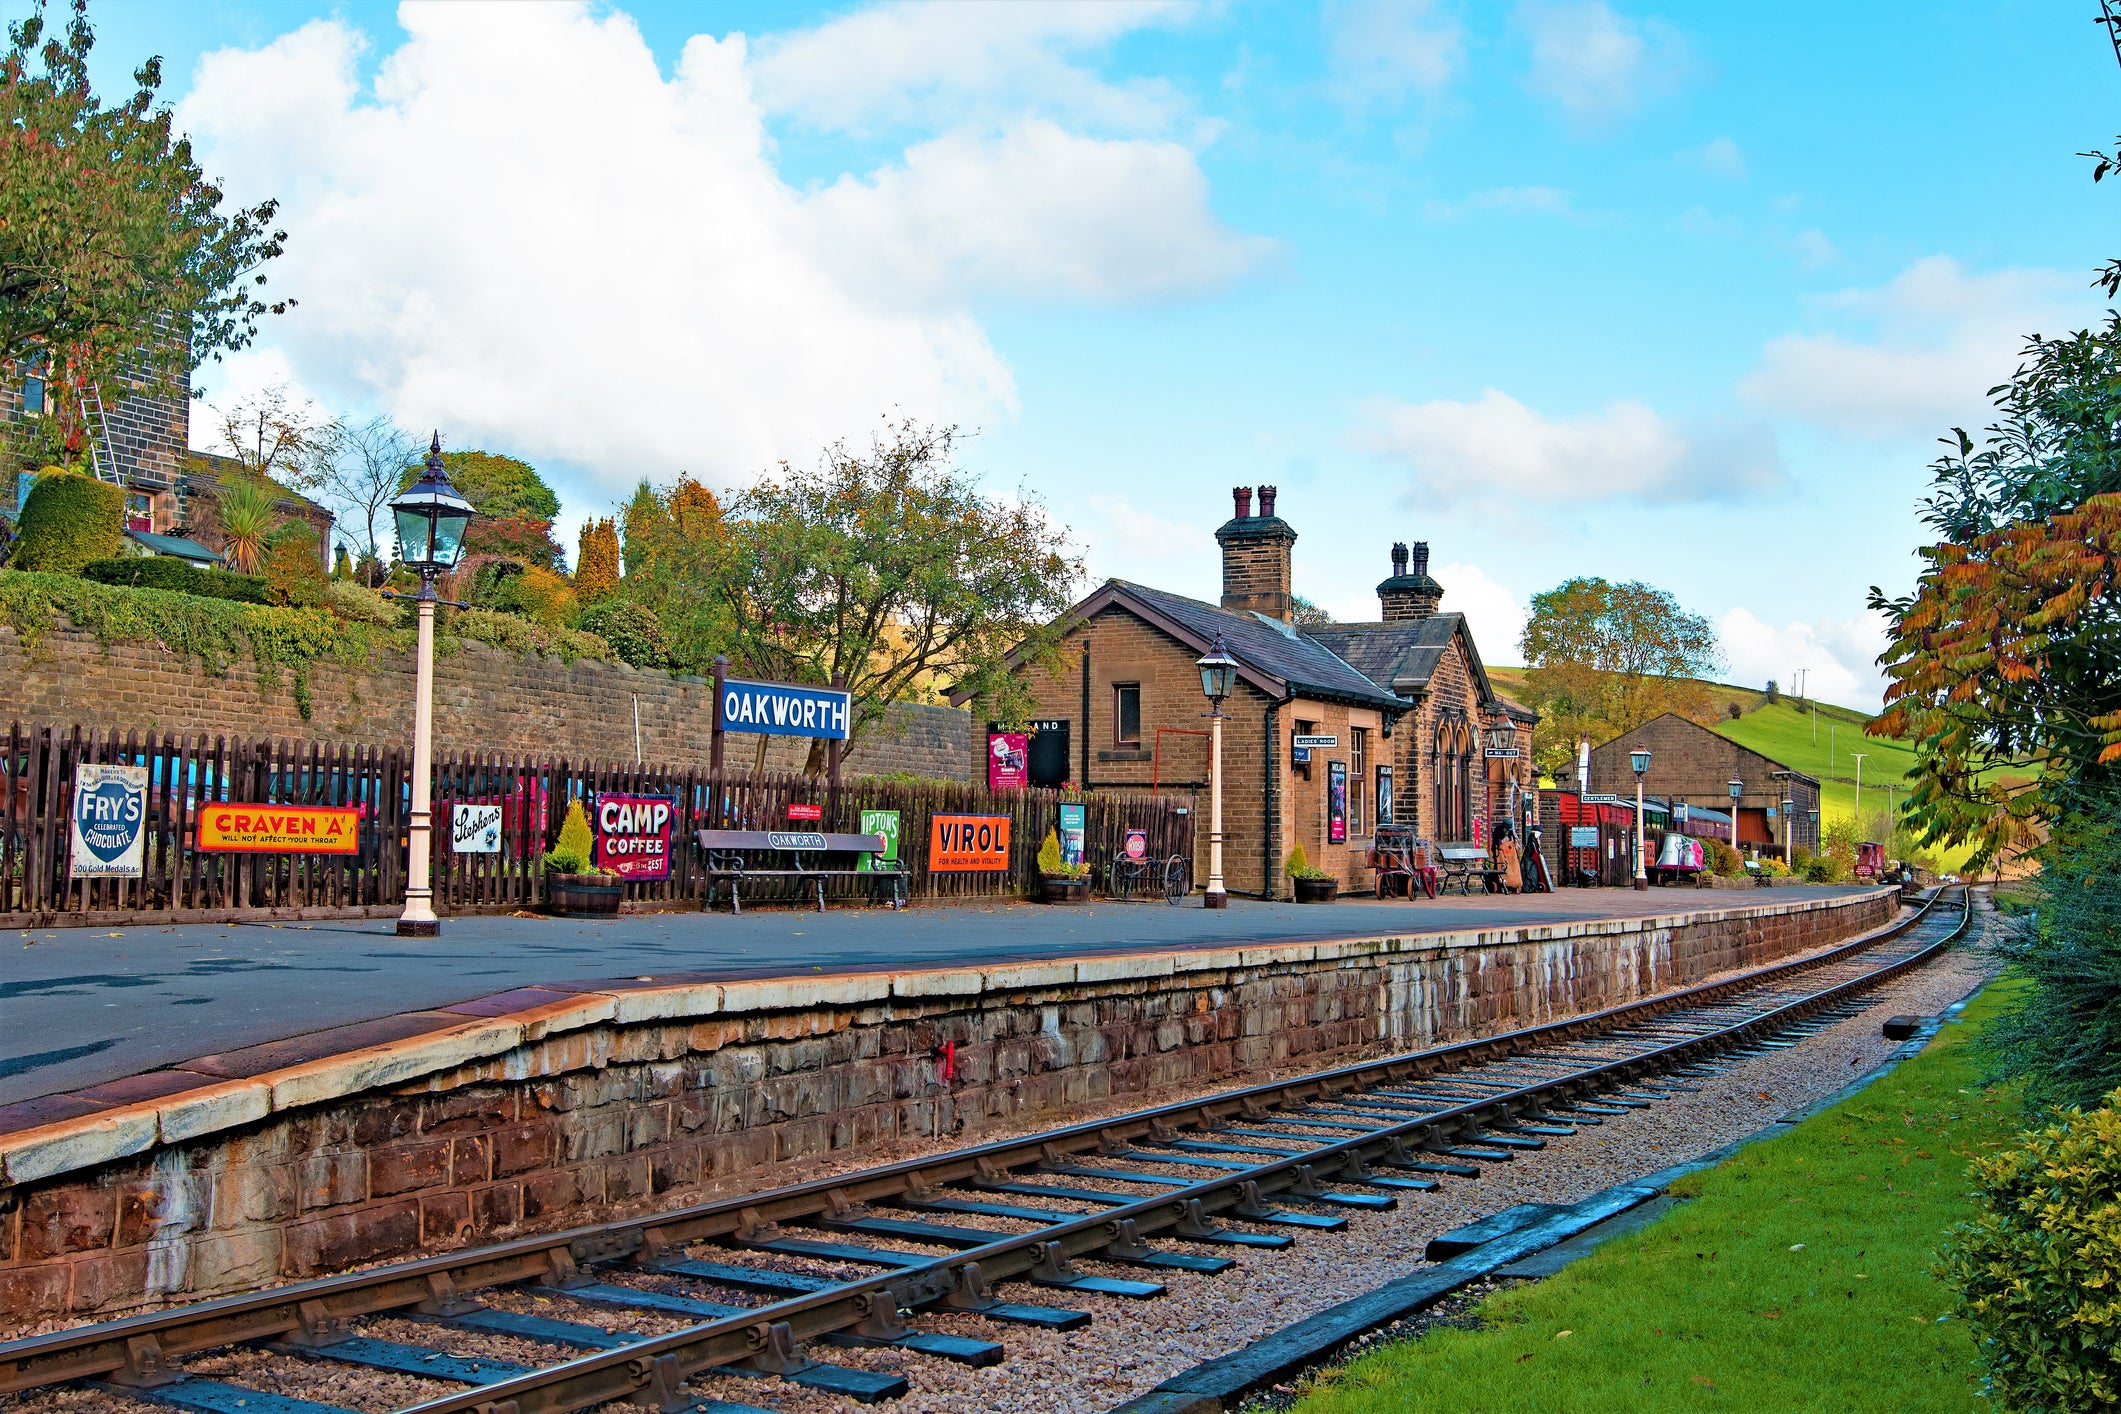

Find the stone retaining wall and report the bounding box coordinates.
[0,890,1896,1325]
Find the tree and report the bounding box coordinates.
[1,1,289,406]
[1517,577,1722,774]
[1290,594,1334,629]
[206,384,326,490]
[399,449,564,571]
[575,516,619,604]
[312,415,415,567]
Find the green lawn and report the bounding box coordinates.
[1280,981,2023,1414]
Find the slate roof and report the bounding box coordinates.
[1106,580,1408,711]
[1305,616,1482,695]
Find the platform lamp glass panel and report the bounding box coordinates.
[391,436,477,575]
[1630,749,1651,776]
[1196,636,1239,703]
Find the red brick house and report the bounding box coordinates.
[973,486,1536,898]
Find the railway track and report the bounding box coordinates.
[1,888,1970,1414]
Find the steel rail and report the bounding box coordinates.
[0,887,1958,1408]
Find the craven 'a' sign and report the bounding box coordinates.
[197,803,360,853]
[929,813,1010,872]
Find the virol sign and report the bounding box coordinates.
[929,813,1010,872]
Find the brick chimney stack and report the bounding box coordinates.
[1377,539,1444,621]
[1216,484,1297,622]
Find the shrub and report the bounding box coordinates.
[1939,1090,2121,1411]
[1037,828,1086,880]
[209,477,282,575]
[82,557,271,604]
[1792,843,1814,870]
[11,470,124,573]
[324,579,395,625]
[1801,852,1849,883]
[576,599,668,669]
[1705,839,1741,876]
[542,799,601,875]
[264,521,326,608]
[1285,843,1330,881]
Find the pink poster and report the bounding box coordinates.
[987,731,1029,791]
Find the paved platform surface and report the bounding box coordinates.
[0,885,1856,1108]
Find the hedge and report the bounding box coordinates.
[81,557,271,604]
[11,472,125,574]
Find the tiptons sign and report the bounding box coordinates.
[719,677,851,741]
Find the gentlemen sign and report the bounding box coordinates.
[69,763,148,878]
[720,677,851,740]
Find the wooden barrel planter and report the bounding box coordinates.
[547,873,624,918]
[1040,876,1090,904]
[1293,877,1339,904]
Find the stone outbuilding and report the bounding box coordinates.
[1588,712,1821,856]
[969,486,1536,898]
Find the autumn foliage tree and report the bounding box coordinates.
[1,1,289,408]
[1517,577,1722,776]
[575,516,619,604]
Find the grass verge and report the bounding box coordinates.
[1279,979,2021,1413]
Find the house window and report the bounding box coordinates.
[1350,727,1368,835]
[1113,683,1142,747]
[21,353,46,417]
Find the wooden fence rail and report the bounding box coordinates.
[2,722,1189,918]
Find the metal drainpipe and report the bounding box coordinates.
[1079,637,1091,790]
[1264,699,1280,900]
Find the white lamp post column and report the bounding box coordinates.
[1630,748,1650,891]
[1196,634,1239,910]
[1727,776,1743,861]
[389,433,477,939]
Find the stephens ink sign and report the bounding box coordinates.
[594,793,675,881]
[719,677,851,741]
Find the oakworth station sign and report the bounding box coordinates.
[708,660,855,782]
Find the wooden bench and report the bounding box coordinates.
[696,829,906,913]
[1436,844,1504,896]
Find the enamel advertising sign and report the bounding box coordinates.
[69,763,148,878]
[453,803,503,854]
[197,803,360,853]
[719,677,851,741]
[929,813,1010,872]
[594,793,674,881]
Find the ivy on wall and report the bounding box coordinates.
[0,571,623,720]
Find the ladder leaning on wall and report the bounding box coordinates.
[78,385,121,485]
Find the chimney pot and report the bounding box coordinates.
[1378,539,1443,621]
[1258,485,1278,518]
[1391,541,1408,575]
[1411,541,1430,576]
[1232,486,1252,519]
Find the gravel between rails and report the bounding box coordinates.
[0,907,1994,1414]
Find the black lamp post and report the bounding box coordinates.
[388,434,477,937]
[1196,634,1239,909]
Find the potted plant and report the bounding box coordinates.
[1286,844,1338,903]
[1037,828,1090,903]
[543,799,623,917]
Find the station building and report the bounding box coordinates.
[1588,712,1822,857]
[974,486,1537,898]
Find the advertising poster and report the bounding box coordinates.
[69,763,148,879]
[855,809,901,873]
[197,803,360,853]
[987,731,1029,791]
[1057,802,1086,867]
[1328,760,1348,843]
[1376,766,1394,827]
[1123,828,1147,860]
[452,804,502,854]
[594,793,675,881]
[930,814,1010,871]
[788,803,823,821]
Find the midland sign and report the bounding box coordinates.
[719,677,851,741]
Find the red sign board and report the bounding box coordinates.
[930,814,1011,872]
[788,803,823,821]
[197,804,359,854]
[987,731,1028,791]
[594,793,674,881]
[1124,829,1147,860]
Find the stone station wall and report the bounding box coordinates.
[0,890,1897,1325]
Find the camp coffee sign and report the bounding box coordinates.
[594,793,675,881]
[69,763,149,879]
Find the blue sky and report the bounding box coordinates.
[46,0,2119,707]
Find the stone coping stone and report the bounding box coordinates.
[0,888,1894,1188]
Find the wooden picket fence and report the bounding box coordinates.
[2,722,1190,919]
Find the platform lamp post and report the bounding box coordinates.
[1196,634,1239,910]
[389,434,477,937]
[1727,777,1743,859]
[1628,748,1651,890]
[1783,796,1796,866]
[1807,806,1819,862]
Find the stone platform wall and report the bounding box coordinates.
[0,890,1897,1325]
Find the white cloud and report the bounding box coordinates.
[1790,227,1837,269]
[1353,388,1784,504]
[1324,0,1463,107]
[1514,0,1689,124]
[1680,134,1744,179]
[1741,256,2098,439]
[1435,561,1530,665]
[177,4,1262,495]
[747,0,1193,135]
[1425,186,1574,220]
[1082,492,1221,594]
[806,121,1277,305]
[1717,606,1890,712]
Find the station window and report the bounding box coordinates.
[1114,683,1142,747]
[21,352,46,417]
[1350,727,1367,835]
